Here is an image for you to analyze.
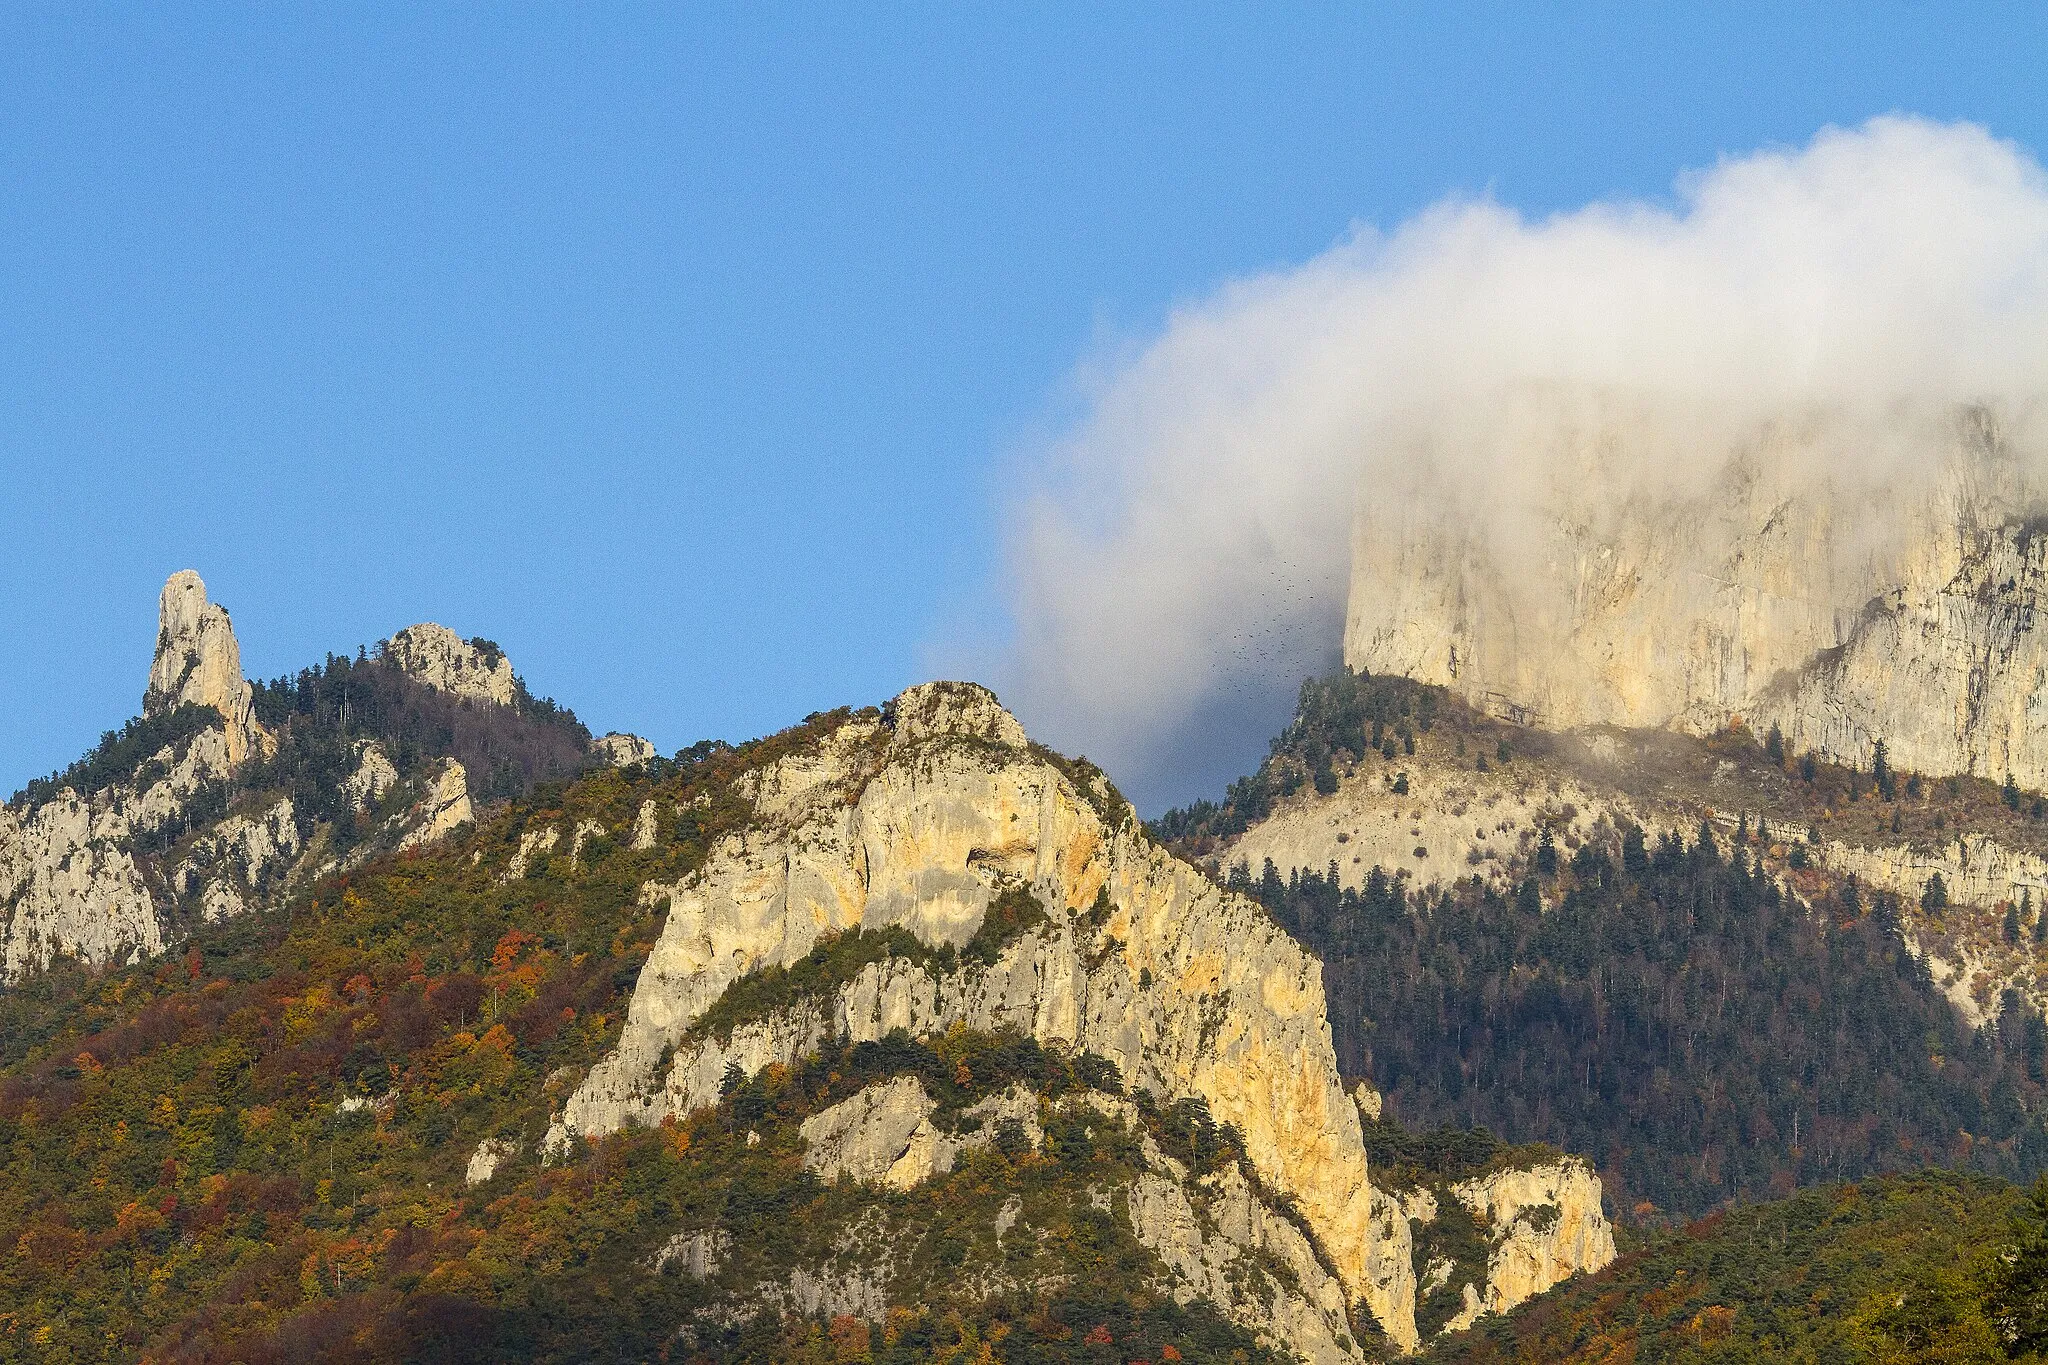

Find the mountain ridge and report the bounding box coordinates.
[0,575,1617,1362]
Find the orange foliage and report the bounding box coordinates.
[492,929,538,973]
[1686,1305,1737,1343]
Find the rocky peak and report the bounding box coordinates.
[883,680,1028,749]
[547,685,1616,1351]
[143,570,261,764]
[590,732,657,767]
[382,623,517,706]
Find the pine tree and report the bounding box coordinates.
[1923,873,1949,915]
[1622,824,1649,875]
[1765,723,1785,766]
[2008,772,2023,812]
[1873,739,1895,801]
[1986,1177,2048,1353]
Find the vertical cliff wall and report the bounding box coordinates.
[1346,406,2048,786]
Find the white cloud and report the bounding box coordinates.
[978,117,2048,809]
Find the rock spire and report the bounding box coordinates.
[144,570,261,764]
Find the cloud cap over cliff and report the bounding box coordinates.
[983,116,2048,810]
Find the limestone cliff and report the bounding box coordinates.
[2,577,525,981]
[1443,1161,1615,1328]
[1347,407,2048,789]
[383,623,517,706]
[1,572,271,977]
[550,682,1616,1351]
[0,791,162,978]
[591,732,657,767]
[145,571,267,765]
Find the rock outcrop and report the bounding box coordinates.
[1,573,274,978]
[172,797,302,923]
[345,742,399,813]
[592,732,657,767]
[3,576,504,981]
[798,1077,1040,1190]
[1125,1144,1359,1365]
[1348,407,2048,789]
[550,681,1616,1350]
[383,624,517,706]
[396,760,473,850]
[465,1137,520,1186]
[145,571,266,764]
[1445,1160,1616,1326]
[1230,730,1635,896]
[630,799,659,851]
[784,1076,1360,1362]
[0,792,161,979]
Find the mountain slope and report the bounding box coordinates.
[1,573,620,984]
[1156,669,2048,1221]
[1422,1170,2037,1364]
[0,670,1619,1361]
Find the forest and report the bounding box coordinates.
[247,649,596,821]
[1243,828,2048,1220]
[1423,1170,2048,1364]
[0,708,1287,1363]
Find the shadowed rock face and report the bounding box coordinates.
[548,681,1615,1352]
[1347,407,2048,787]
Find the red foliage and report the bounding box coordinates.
[425,974,483,1028]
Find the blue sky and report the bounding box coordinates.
[5,5,2046,809]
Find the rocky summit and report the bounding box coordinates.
[544,679,1612,1353]
[0,573,617,984]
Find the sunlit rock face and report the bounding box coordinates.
[1347,405,2048,784]
[382,623,517,706]
[548,681,1617,1351]
[145,570,267,764]
[1,572,262,978]
[1448,1161,1616,1326]
[2,576,493,981]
